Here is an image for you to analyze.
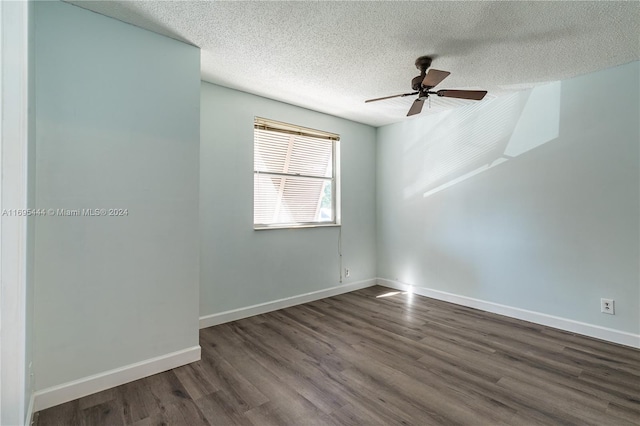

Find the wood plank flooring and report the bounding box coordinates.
[35,286,640,425]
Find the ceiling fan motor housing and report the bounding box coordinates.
[411,75,424,91]
[412,56,434,90]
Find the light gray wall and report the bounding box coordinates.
[377,61,639,334]
[34,1,200,390]
[200,83,376,316]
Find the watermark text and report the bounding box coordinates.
[2,208,129,217]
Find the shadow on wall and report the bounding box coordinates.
[402,82,561,199]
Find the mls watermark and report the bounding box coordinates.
[1,208,129,217]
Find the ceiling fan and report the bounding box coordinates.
[365,56,488,116]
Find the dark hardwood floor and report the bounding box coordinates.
[35,286,640,425]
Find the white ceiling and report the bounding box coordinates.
[67,1,639,127]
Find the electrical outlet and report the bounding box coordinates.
[344,268,350,278]
[600,298,615,315]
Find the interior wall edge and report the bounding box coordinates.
[199,278,377,329]
[32,345,201,413]
[25,394,35,426]
[0,0,31,424]
[377,278,640,349]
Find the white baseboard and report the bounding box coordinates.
[378,278,640,349]
[33,345,201,412]
[199,278,377,329]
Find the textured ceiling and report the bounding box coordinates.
[67,1,639,127]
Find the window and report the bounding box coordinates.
[254,117,340,229]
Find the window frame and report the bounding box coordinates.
[253,117,341,230]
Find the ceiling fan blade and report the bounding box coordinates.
[422,69,450,88]
[437,90,487,100]
[407,98,425,116]
[365,92,418,103]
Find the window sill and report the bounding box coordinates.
[254,223,341,231]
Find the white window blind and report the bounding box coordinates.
[254,118,339,228]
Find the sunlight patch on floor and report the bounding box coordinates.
[376,291,409,298]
